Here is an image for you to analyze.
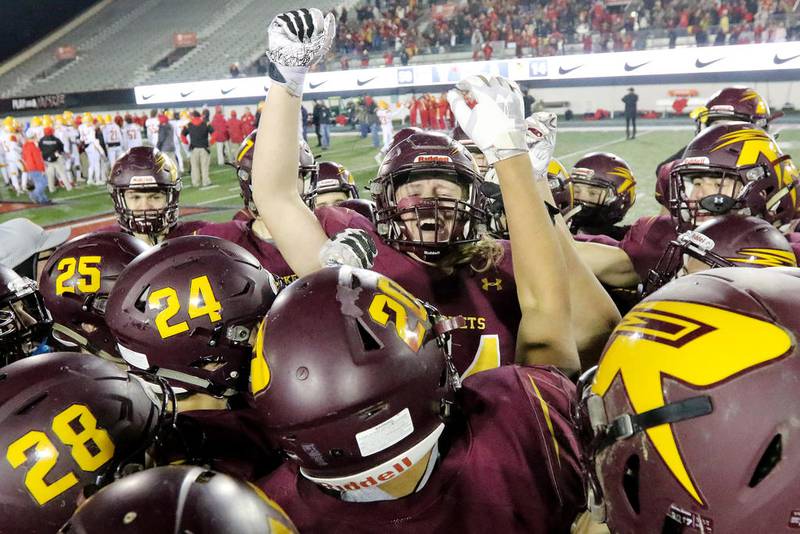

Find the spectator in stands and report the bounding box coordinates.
[39,127,71,193]
[182,111,213,188]
[360,49,370,67]
[400,49,409,66]
[229,62,241,78]
[211,105,229,165]
[156,114,178,170]
[22,132,48,204]
[240,107,255,137]
[384,50,394,66]
[622,87,638,140]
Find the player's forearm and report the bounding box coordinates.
[495,154,578,370]
[573,241,640,288]
[252,85,329,277]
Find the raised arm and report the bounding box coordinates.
[251,9,336,277]
[448,76,579,373]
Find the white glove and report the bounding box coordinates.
[447,75,528,165]
[525,112,558,179]
[266,9,336,97]
[319,229,378,269]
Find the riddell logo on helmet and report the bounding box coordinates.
[316,457,413,492]
[414,155,452,164]
[129,175,157,186]
[681,157,710,166]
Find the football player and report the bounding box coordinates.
[643,214,796,296]
[59,466,298,533]
[37,232,149,363]
[105,235,280,479]
[577,121,799,290]
[78,113,106,185]
[305,160,360,208]
[0,352,167,533]
[251,9,617,373]
[102,146,206,245]
[122,113,143,150]
[102,113,125,166]
[569,152,636,242]
[145,109,160,147]
[577,267,800,533]
[249,266,583,531]
[0,264,52,364]
[1,116,24,194]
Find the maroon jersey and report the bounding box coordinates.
[167,407,280,482]
[256,365,584,533]
[98,220,208,240]
[619,215,678,281]
[195,220,296,285]
[316,206,521,378]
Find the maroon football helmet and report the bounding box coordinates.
[371,131,488,262]
[643,215,796,296]
[106,235,279,397]
[59,465,298,533]
[451,125,489,175]
[654,160,676,210]
[669,122,799,230]
[0,352,165,534]
[235,131,317,217]
[569,152,636,230]
[577,266,800,533]
[696,86,774,131]
[38,232,149,362]
[304,161,359,209]
[108,146,181,239]
[0,264,51,364]
[336,198,377,224]
[248,266,461,488]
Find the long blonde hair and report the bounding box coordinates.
[434,232,505,274]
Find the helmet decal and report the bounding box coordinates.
[367,276,429,352]
[594,300,792,505]
[727,248,797,267]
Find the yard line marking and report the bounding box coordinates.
[57,188,108,201]
[197,194,240,206]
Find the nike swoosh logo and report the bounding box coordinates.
[624,61,650,72]
[180,91,193,98]
[141,93,154,100]
[220,88,235,95]
[774,53,800,65]
[695,57,723,68]
[558,65,582,75]
[357,77,376,86]
[309,81,327,89]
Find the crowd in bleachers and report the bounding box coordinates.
[324,0,798,68]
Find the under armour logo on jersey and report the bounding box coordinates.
[481,278,502,291]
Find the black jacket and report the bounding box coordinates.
[38,135,64,162]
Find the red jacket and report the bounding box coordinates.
[22,140,45,172]
[240,113,255,136]
[211,112,229,142]
[227,116,244,144]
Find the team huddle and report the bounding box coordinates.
[2,7,799,534]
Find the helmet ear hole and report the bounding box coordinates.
[622,454,641,514]
[355,318,382,352]
[749,434,782,488]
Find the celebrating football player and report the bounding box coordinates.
[251,9,617,374]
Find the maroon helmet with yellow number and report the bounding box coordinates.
[59,465,298,534]
[696,86,775,131]
[108,146,181,238]
[569,152,636,229]
[643,215,796,296]
[38,232,149,362]
[247,266,461,490]
[577,267,800,533]
[0,352,165,534]
[235,131,317,217]
[304,161,359,209]
[371,131,487,262]
[0,264,51,364]
[669,122,799,229]
[106,235,279,397]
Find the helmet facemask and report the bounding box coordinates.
[111,185,180,239]
[0,277,52,365]
[570,171,624,228]
[374,170,487,262]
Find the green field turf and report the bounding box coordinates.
[3,125,800,231]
